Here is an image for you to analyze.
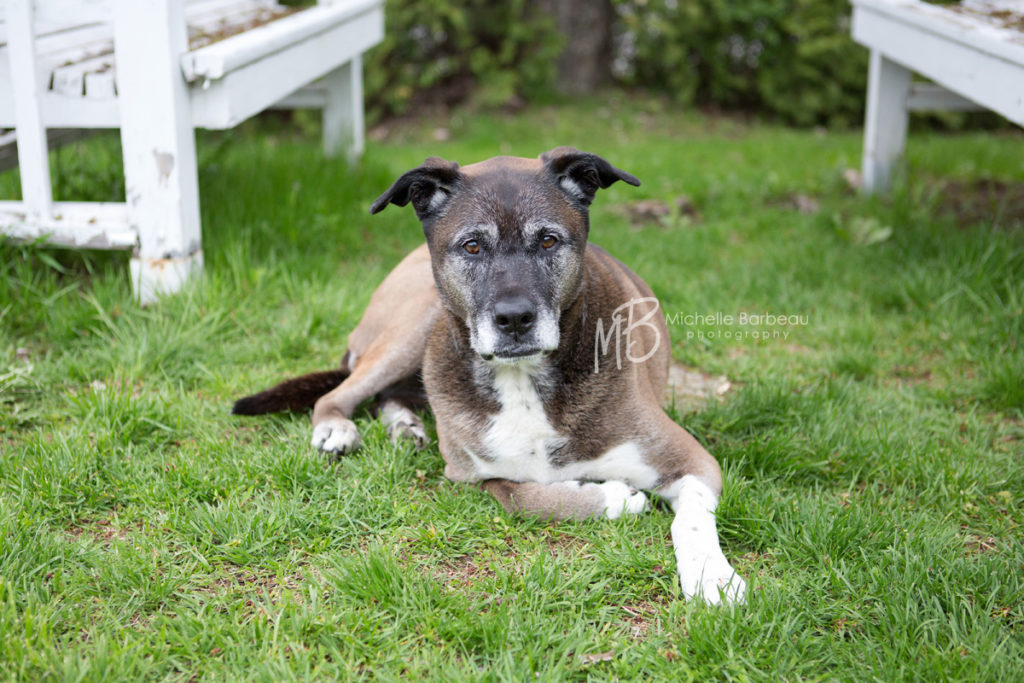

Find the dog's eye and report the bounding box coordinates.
[540,235,558,249]
[463,240,480,255]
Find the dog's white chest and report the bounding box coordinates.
[470,365,565,483]
[463,362,660,489]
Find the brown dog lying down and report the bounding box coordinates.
[234,148,746,604]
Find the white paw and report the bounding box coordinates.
[597,481,649,520]
[380,403,429,449]
[389,420,428,448]
[679,556,746,605]
[311,418,361,454]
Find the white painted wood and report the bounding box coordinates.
[1,0,384,302]
[189,1,282,24]
[186,0,272,15]
[186,0,278,27]
[114,0,203,304]
[1,0,289,107]
[852,1,1024,126]
[322,55,364,163]
[0,94,120,128]
[273,84,327,109]
[181,0,379,81]
[85,67,116,99]
[850,0,1024,193]
[7,0,53,219]
[0,201,135,248]
[1,1,383,129]
[129,251,204,305]
[186,3,287,50]
[32,1,112,25]
[188,4,382,128]
[862,50,912,193]
[52,63,86,98]
[10,29,111,65]
[52,54,116,97]
[15,0,272,41]
[0,25,116,122]
[853,0,1024,67]
[906,83,986,112]
[0,23,111,54]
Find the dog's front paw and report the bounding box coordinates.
[679,557,746,606]
[311,418,361,454]
[596,480,649,519]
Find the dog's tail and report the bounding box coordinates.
[231,369,349,415]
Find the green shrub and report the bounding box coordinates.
[288,0,869,125]
[362,0,561,121]
[359,0,870,127]
[612,0,869,127]
[285,1,1007,128]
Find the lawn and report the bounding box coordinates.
[1,96,1022,681]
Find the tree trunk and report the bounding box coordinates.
[537,0,615,94]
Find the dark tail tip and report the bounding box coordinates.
[231,395,272,415]
[231,369,349,415]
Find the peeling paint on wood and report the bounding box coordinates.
[153,151,175,183]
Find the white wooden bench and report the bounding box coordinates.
[851,0,1024,192]
[0,0,384,303]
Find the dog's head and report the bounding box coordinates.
[371,147,639,362]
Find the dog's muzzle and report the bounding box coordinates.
[471,295,559,361]
[493,295,535,340]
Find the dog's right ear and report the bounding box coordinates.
[369,157,462,221]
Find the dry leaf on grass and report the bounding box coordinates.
[579,651,615,665]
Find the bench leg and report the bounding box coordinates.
[7,0,53,221]
[114,0,203,304]
[322,56,365,165]
[862,50,912,194]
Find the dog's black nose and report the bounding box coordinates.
[493,296,536,338]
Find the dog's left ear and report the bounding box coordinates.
[370,157,462,221]
[541,147,641,207]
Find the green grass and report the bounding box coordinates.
[1,95,1022,680]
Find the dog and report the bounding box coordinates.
[233,147,746,604]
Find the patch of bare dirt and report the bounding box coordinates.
[963,533,1000,556]
[542,532,591,556]
[932,177,1024,229]
[435,553,497,589]
[667,363,731,411]
[768,193,821,214]
[619,596,671,639]
[191,564,312,621]
[610,196,702,229]
[737,551,778,581]
[230,566,301,594]
[66,514,137,545]
[889,363,935,387]
[831,616,864,639]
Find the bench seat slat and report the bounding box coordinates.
[182,0,381,81]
